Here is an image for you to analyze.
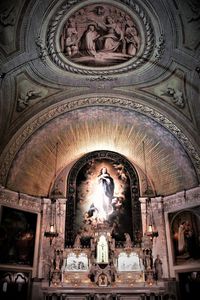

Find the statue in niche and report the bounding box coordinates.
[55,250,63,271]
[143,249,153,270]
[154,254,163,280]
[124,232,132,248]
[73,233,81,248]
[50,249,63,286]
[97,235,109,264]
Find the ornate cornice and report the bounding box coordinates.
[0,186,41,212]
[0,96,199,185]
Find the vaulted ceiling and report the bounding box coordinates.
[0,0,200,197]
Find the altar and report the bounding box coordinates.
[40,154,175,300]
[48,223,145,285]
[40,220,169,300]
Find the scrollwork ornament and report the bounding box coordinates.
[154,34,165,61]
[35,36,48,64]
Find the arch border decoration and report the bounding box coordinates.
[0,96,199,186]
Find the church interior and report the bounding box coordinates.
[0,0,200,299]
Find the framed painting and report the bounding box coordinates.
[0,206,37,266]
[65,151,141,247]
[169,207,200,265]
[178,271,200,300]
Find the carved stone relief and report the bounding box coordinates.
[12,73,61,121]
[139,69,192,120]
[176,0,200,49]
[60,3,141,67]
[153,34,165,61]
[0,185,41,213]
[16,74,48,112]
[163,186,200,213]
[35,36,48,64]
[0,0,25,54]
[46,0,155,75]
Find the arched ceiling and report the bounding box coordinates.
[5,105,198,197]
[0,0,200,199]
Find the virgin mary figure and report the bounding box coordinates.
[93,167,114,221]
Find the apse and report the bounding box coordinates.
[4,105,198,197]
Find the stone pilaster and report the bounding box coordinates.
[139,197,148,234]
[150,197,169,279]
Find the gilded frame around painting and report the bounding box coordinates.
[168,206,200,265]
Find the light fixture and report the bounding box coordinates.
[146,197,159,239]
[142,141,159,239]
[44,142,59,245]
[44,197,59,245]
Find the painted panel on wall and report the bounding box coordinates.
[169,207,200,265]
[74,158,133,244]
[0,206,37,266]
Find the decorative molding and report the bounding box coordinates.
[154,34,165,61]
[86,75,117,82]
[46,0,155,75]
[163,187,200,213]
[35,36,48,64]
[0,186,41,212]
[0,96,200,186]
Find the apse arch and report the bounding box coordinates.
[65,150,142,247]
[0,94,199,197]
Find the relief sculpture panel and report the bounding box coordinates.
[60,3,140,67]
[47,0,154,75]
